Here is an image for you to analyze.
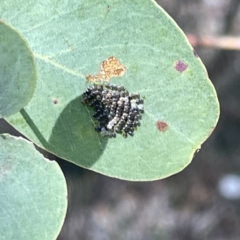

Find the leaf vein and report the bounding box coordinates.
[34,53,85,78]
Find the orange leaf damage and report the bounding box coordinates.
[86,56,126,82]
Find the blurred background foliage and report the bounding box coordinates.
[1,0,240,239]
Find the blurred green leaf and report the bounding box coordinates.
[0,20,36,118]
[0,134,67,240]
[2,0,219,180]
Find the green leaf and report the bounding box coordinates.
[0,134,67,240]
[0,20,36,118]
[2,0,219,180]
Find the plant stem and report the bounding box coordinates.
[187,34,240,50]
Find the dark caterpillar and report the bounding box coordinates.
[82,83,144,138]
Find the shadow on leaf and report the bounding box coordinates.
[48,95,108,168]
[21,95,108,168]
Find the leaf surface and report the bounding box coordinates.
[0,20,36,117]
[2,0,219,180]
[0,134,67,240]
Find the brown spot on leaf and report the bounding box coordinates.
[53,99,58,104]
[156,121,168,132]
[193,49,199,58]
[175,60,188,73]
[86,56,126,82]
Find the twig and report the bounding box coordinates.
[187,34,240,50]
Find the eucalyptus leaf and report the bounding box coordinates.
[0,20,36,118]
[0,134,67,240]
[2,0,219,180]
